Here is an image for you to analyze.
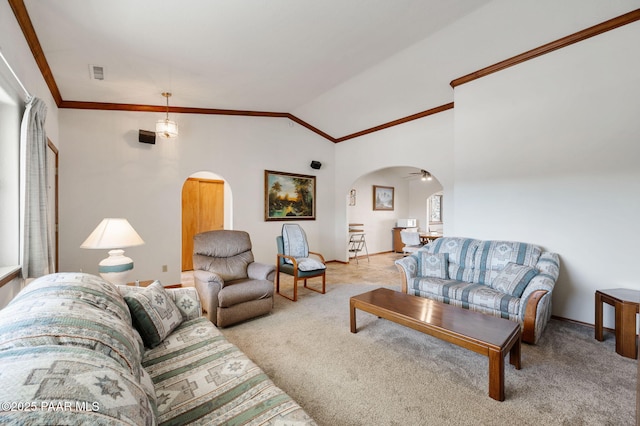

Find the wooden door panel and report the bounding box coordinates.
[181,179,199,271]
[199,180,224,232]
[182,178,224,271]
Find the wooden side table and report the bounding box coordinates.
[127,279,182,289]
[595,288,640,359]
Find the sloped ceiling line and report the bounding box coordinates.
[9,0,640,144]
[451,8,640,88]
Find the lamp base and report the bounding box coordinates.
[98,249,134,286]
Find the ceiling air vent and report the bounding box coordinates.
[89,64,105,81]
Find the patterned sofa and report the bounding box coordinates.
[0,272,316,425]
[395,237,560,344]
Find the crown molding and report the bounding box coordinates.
[10,1,639,143]
[335,102,454,142]
[451,8,640,88]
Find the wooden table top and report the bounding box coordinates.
[351,288,520,349]
[596,288,640,304]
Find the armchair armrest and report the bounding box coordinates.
[308,251,326,263]
[193,270,225,323]
[394,256,418,293]
[277,253,299,269]
[248,262,276,282]
[193,269,225,288]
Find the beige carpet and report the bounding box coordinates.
[219,254,636,426]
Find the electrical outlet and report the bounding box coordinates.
[162,265,168,272]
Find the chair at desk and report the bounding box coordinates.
[348,233,369,264]
[400,230,423,255]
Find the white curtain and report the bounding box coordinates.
[19,96,54,278]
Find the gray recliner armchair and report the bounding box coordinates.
[193,230,275,327]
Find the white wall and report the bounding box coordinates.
[59,110,334,284]
[453,21,640,326]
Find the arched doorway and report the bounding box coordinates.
[345,166,443,257]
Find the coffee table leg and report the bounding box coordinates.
[350,299,357,333]
[509,336,521,370]
[616,301,638,359]
[595,291,604,341]
[488,348,505,401]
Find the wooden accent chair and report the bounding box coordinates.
[275,224,326,301]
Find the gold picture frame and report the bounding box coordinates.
[265,170,316,221]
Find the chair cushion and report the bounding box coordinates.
[218,280,274,308]
[297,257,326,271]
[416,252,449,279]
[410,277,521,321]
[124,281,183,348]
[282,224,309,264]
[489,262,538,297]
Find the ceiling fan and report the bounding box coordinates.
[407,169,433,181]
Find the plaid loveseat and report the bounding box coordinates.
[395,237,559,344]
[0,273,316,425]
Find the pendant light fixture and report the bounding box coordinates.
[156,92,178,138]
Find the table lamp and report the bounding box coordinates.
[80,218,145,285]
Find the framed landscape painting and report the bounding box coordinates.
[373,185,394,211]
[265,170,316,221]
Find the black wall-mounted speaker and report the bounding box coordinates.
[139,129,156,145]
[310,160,322,169]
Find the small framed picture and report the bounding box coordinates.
[373,185,394,211]
[429,194,443,224]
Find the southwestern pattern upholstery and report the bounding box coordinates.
[0,272,316,425]
[396,237,560,344]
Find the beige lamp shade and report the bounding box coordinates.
[81,218,144,285]
[81,218,145,249]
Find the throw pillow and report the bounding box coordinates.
[490,262,538,298]
[417,252,449,279]
[124,281,183,348]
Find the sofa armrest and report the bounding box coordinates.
[248,262,276,282]
[394,256,417,293]
[519,252,559,319]
[519,274,556,344]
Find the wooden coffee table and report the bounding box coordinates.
[350,288,521,401]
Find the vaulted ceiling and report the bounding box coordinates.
[11,1,640,141]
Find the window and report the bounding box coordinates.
[0,61,24,280]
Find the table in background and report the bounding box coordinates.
[419,233,442,244]
[127,279,182,289]
[595,288,640,359]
